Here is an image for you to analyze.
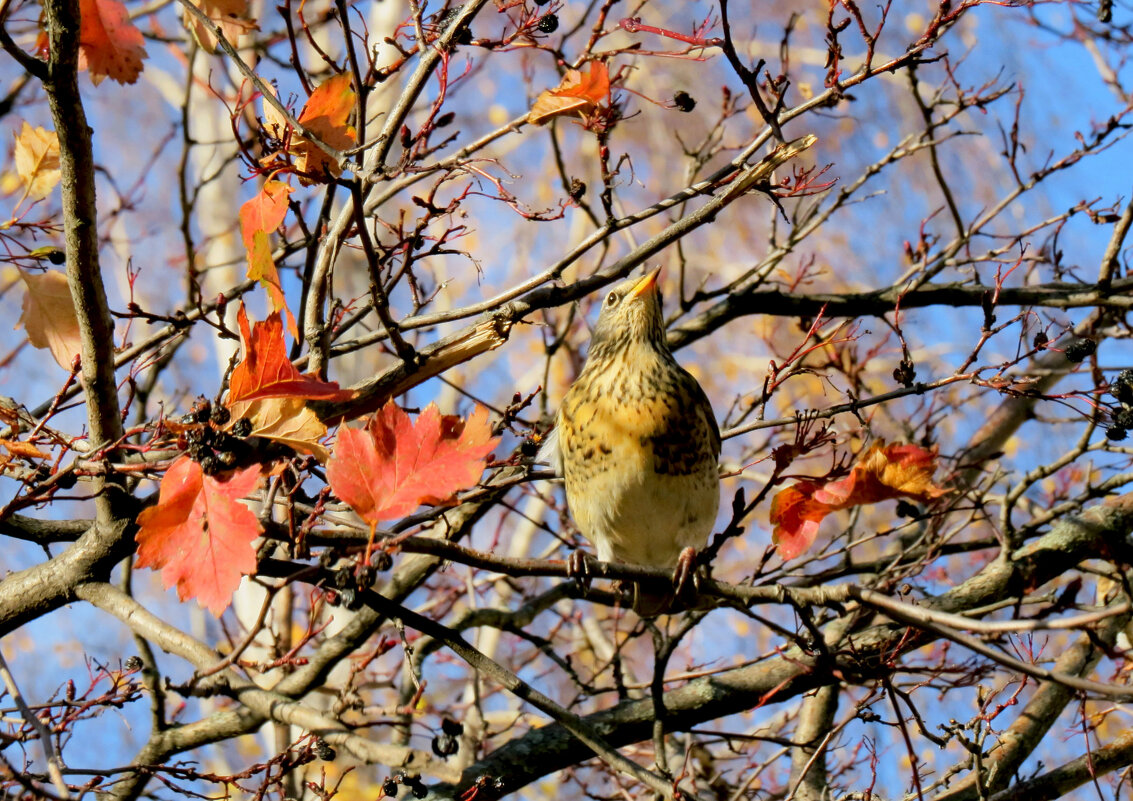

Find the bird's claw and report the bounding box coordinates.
[567,550,593,593]
[672,547,701,600]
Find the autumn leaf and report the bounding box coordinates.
[135,456,262,615]
[239,181,295,332]
[262,73,355,184]
[327,402,498,526]
[0,439,50,460]
[769,442,948,561]
[182,0,257,54]
[528,62,610,126]
[16,270,81,371]
[228,305,354,404]
[226,396,330,462]
[13,122,60,203]
[77,0,147,85]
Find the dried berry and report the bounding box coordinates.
[373,550,393,571]
[232,417,254,438]
[199,454,221,475]
[1064,339,1096,363]
[1032,330,1049,349]
[537,12,558,33]
[892,358,916,388]
[382,778,399,797]
[568,178,586,202]
[124,655,143,671]
[673,91,696,112]
[1106,425,1127,441]
[193,401,213,423]
[895,499,919,518]
[1112,369,1133,406]
[215,450,238,469]
[210,405,231,426]
[55,471,77,490]
[313,738,336,761]
[1114,407,1133,430]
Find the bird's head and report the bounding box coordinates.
[587,267,667,359]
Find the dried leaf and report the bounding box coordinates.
[13,122,60,202]
[0,439,50,460]
[262,73,355,184]
[227,396,330,462]
[528,62,610,126]
[182,0,257,53]
[327,402,498,525]
[135,456,263,615]
[16,270,81,371]
[228,304,353,404]
[77,0,147,86]
[769,442,948,560]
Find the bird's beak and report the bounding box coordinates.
[627,267,662,301]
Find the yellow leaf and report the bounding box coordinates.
[227,396,329,462]
[13,122,60,203]
[182,0,257,53]
[16,270,81,371]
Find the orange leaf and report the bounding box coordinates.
[262,73,355,184]
[528,62,610,125]
[16,269,81,370]
[228,304,353,404]
[13,122,60,203]
[135,456,262,615]
[77,0,146,85]
[769,442,947,560]
[327,403,498,525]
[239,181,296,333]
[182,0,257,53]
[0,439,50,460]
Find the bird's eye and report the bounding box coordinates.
[605,291,620,308]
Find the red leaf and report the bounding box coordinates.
[528,62,610,125]
[77,0,147,85]
[228,304,353,404]
[327,402,498,525]
[134,456,262,615]
[769,442,948,560]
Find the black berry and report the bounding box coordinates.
[673,91,696,112]
[537,13,558,33]
[55,471,77,490]
[1064,339,1096,363]
[1032,330,1049,349]
[1112,369,1133,406]
[1114,407,1133,430]
[533,0,551,5]
[382,778,399,797]
[232,417,254,438]
[313,738,336,761]
[1107,425,1127,441]
[432,733,458,757]
[210,406,231,425]
[124,655,143,671]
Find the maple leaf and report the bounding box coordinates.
[13,122,60,203]
[228,304,354,404]
[528,62,610,126]
[135,456,263,615]
[769,442,948,561]
[239,181,295,333]
[182,0,257,54]
[16,270,81,370]
[262,73,356,184]
[77,0,147,86]
[226,396,330,462]
[327,403,498,526]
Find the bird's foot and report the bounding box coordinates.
[672,547,702,601]
[567,550,593,594]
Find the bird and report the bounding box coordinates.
[540,267,721,615]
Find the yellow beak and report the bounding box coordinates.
[627,266,662,300]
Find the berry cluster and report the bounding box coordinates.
[382,773,427,799]
[1107,369,1133,441]
[178,399,254,475]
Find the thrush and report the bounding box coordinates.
[541,267,721,615]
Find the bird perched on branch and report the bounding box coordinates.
[540,267,721,615]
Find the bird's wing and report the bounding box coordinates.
[536,424,563,476]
